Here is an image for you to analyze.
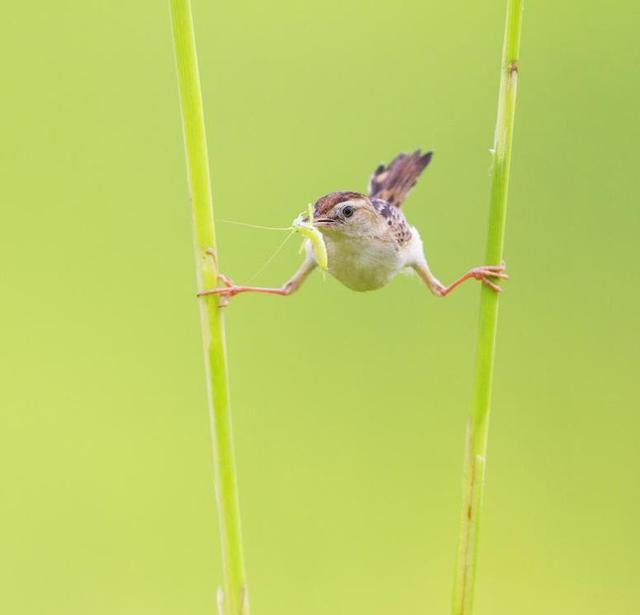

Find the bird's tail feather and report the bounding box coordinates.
[368,149,433,207]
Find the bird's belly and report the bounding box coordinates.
[325,238,403,292]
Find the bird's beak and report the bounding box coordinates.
[310,216,335,227]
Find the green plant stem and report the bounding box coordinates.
[169,2,248,614]
[451,1,523,614]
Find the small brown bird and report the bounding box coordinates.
[200,150,507,301]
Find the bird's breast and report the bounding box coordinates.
[323,234,405,291]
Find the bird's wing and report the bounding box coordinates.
[368,149,433,207]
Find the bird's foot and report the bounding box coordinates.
[468,264,509,293]
[437,264,509,297]
[197,274,238,307]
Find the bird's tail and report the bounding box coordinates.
[367,149,433,207]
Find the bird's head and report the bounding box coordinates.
[308,191,384,239]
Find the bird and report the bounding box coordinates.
[199,150,507,302]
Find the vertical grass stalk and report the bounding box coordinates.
[169,2,249,614]
[451,1,524,614]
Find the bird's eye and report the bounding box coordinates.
[342,205,354,218]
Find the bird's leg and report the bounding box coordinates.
[198,258,317,303]
[413,261,508,297]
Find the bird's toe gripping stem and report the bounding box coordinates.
[434,263,509,297]
[197,274,292,307]
[468,264,509,294]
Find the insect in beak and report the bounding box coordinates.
[293,204,329,270]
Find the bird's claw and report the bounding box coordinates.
[471,264,509,293]
[197,274,239,307]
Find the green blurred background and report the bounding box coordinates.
[2,1,639,613]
